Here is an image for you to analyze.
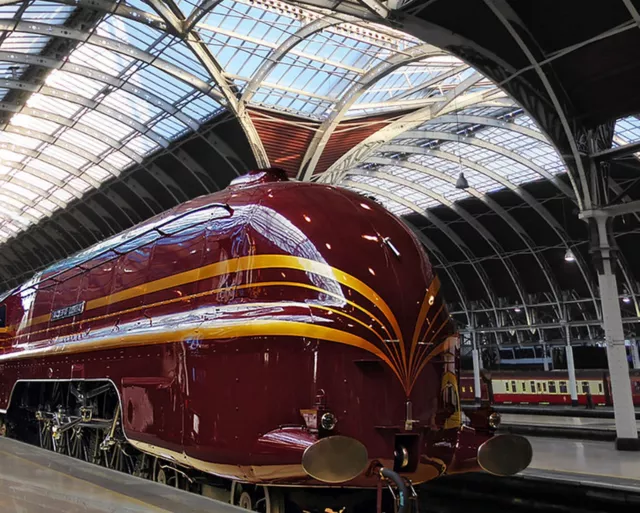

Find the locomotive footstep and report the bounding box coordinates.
[477,434,533,476]
[302,435,368,484]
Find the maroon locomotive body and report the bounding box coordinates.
[0,169,530,510]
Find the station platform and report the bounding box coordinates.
[0,436,239,513]
[1,433,638,512]
[502,413,640,430]
[496,409,640,443]
[520,436,640,492]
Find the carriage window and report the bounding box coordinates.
[511,380,516,391]
[634,382,640,394]
[521,382,526,392]
[559,381,568,393]
[0,304,5,328]
[543,382,547,392]
[469,386,473,393]
[598,383,603,394]
[530,381,535,393]
[536,382,542,392]
[505,382,510,392]
[548,381,557,393]
[582,382,590,394]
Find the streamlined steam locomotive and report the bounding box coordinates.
[0,169,531,512]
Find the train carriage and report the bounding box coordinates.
[461,370,640,406]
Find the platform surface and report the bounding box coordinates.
[0,436,240,513]
[502,413,640,430]
[521,436,640,491]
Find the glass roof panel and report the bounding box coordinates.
[85,165,112,181]
[101,88,162,124]
[58,129,111,155]
[27,158,69,181]
[0,132,42,149]
[22,1,75,24]
[0,33,51,53]
[124,134,158,156]
[69,43,134,76]
[41,145,88,170]
[614,115,640,147]
[15,171,54,190]
[5,181,39,200]
[45,70,104,99]
[26,93,81,118]
[103,150,134,169]
[10,113,60,135]
[0,0,571,247]
[0,4,21,20]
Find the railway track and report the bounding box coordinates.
[420,473,640,513]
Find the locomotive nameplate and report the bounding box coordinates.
[51,301,85,321]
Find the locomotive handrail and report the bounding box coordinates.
[24,202,234,293]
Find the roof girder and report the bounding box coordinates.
[145,0,269,167]
[299,43,445,180]
[388,130,575,198]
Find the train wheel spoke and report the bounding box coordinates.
[39,421,54,451]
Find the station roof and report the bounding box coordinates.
[0,0,638,345]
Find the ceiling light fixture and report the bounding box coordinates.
[564,249,576,262]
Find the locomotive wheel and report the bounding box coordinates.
[53,429,70,455]
[88,429,108,467]
[107,443,135,474]
[68,427,89,461]
[155,461,168,485]
[238,490,254,509]
[233,483,285,513]
[38,421,54,451]
[133,453,153,480]
[153,458,180,488]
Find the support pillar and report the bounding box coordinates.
[564,324,578,407]
[472,332,482,405]
[542,340,549,371]
[631,338,640,370]
[593,213,639,450]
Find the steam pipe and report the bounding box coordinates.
[379,467,409,513]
